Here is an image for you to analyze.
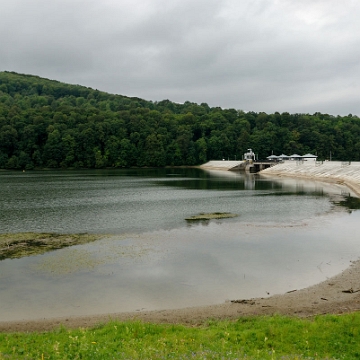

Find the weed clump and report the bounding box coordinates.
[0,233,100,260]
[185,212,238,221]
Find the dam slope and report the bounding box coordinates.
[200,160,245,171]
[261,161,360,196]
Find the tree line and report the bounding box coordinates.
[0,71,359,170]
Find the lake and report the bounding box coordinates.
[0,168,359,321]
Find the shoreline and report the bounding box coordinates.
[1,258,359,333]
[1,163,360,333]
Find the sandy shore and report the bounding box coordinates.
[1,258,359,333]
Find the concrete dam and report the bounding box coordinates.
[200,160,360,196]
[260,161,360,197]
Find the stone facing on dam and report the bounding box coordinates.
[200,160,245,171]
[260,161,360,196]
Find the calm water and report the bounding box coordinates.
[0,168,359,321]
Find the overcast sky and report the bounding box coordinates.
[1,0,360,115]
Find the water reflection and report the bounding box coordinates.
[0,169,342,234]
[155,169,280,191]
[333,195,360,211]
[1,211,359,321]
[0,169,359,321]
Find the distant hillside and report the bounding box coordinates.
[0,71,359,169]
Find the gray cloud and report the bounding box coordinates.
[1,0,359,115]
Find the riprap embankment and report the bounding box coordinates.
[261,161,360,196]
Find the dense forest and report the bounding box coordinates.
[0,71,359,170]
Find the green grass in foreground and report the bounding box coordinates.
[1,314,360,359]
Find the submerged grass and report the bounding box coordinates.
[185,212,238,221]
[1,313,360,359]
[0,233,101,260]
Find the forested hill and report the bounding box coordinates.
[0,71,359,170]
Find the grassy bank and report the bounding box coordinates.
[0,233,101,260]
[1,313,359,359]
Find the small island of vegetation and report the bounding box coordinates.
[0,232,100,260]
[185,212,239,221]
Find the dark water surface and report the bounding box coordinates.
[0,168,359,321]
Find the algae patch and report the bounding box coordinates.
[0,232,101,260]
[34,239,156,275]
[185,212,239,221]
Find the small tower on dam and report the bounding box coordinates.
[200,149,277,172]
[243,149,277,173]
[243,148,256,163]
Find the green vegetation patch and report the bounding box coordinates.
[0,233,100,260]
[1,71,359,171]
[1,313,360,359]
[33,237,155,275]
[185,212,238,221]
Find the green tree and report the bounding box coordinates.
[43,129,63,167]
[195,137,207,163]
